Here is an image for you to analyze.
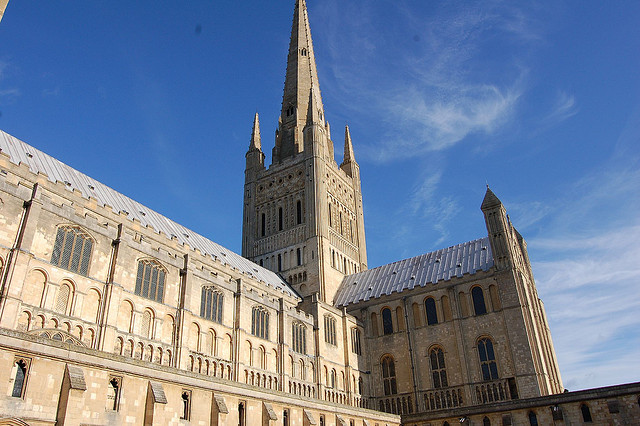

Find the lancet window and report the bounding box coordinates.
[381,355,397,395]
[478,337,499,381]
[429,347,448,388]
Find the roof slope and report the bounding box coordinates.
[334,237,494,307]
[0,130,298,299]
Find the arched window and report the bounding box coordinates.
[181,391,191,420]
[351,328,362,355]
[528,411,538,426]
[278,207,283,231]
[328,203,333,228]
[297,248,302,266]
[251,307,269,340]
[296,200,302,224]
[135,259,166,303]
[382,308,393,335]
[292,322,306,354]
[483,417,491,426]
[54,282,72,314]
[330,369,337,388]
[200,287,223,323]
[478,337,499,381]
[11,358,29,398]
[429,347,448,388]
[581,404,593,422]
[472,286,487,315]
[140,310,153,339]
[425,297,438,325]
[261,213,266,237]
[51,226,93,276]
[381,355,397,395]
[324,315,337,345]
[277,254,282,272]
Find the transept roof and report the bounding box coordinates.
[334,237,494,307]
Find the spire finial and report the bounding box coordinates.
[481,186,502,210]
[249,112,262,151]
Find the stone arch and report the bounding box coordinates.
[54,280,75,315]
[22,268,47,307]
[162,314,175,344]
[140,309,154,339]
[206,328,217,356]
[81,287,101,323]
[17,311,31,331]
[117,300,134,333]
[189,322,201,352]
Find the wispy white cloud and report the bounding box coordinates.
[316,0,546,162]
[532,224,640,389]
[527,112,640,389]
[542,91,578,125]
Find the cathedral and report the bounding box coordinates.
[0,1,638,425]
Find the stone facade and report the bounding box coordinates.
[0,1,638,426]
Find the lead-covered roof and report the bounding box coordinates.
[334,237,494,307]
[0,130,298,299]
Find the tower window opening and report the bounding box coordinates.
[296,200,302,224]
[382,308,393,335]
[180,390,191,420]
[297,248,302,266]
[278,207,283,231]
[278,254,282,272]
[11,358,29,398]
[261,213,266,237]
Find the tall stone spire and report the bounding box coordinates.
[342,126,355,164]
[249,112,262,151]
[273,0,325,162]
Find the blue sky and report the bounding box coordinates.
[1,1,638,391]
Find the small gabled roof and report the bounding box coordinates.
[0,130,299,299]
[334,237,494,307]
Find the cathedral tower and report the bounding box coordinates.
[242,0,367,303]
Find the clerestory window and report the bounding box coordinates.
[134,259,166,303]
[251,307,269,340]
[200,287,223,323]
[51,226,93,276]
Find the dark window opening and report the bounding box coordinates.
[297,248,302,266]
[382,308,393,335]
[528,411,538,426]
[425,297,438,325]
[238,402,246,426]
[472,286,487,315]
[296,201,302,224]
[181,391,191,420]
[581,404,593,422]
[277,254,282,272]
[278,207,283,231]
[11,359,28,398]
[107,377,121,411]
[261,213,266,237]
